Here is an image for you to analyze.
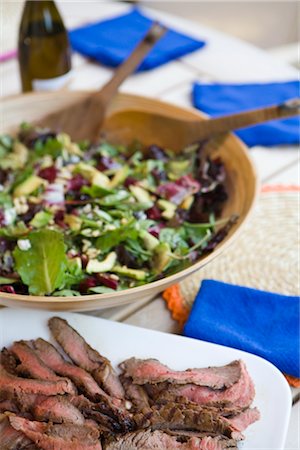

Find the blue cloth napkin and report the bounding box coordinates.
[192,81,300,147]
[69,9,205,71]
[184,280,300,377]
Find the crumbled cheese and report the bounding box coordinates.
[86,247,101,259]
[13,196,29,215]
[4,207,16,225]
[82,204,92,214]
[17,239,31,251]
[0,184,4,192]
[81,228,93,237]
[91,230,101,237]
[110,274,119,281]
[104,224,116,231]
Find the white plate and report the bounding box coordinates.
[0,308,291,449]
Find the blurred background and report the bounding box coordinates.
[1,0,299,54]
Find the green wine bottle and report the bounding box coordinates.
[18,0,72,92]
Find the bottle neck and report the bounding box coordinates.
[22,1,62,24]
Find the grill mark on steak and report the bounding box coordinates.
[48,317,124,401]
[143,361,255,409]
[133,403,244,441]
[119,359,242,389]
[32,338,109,403]
[103,429,238,450]
[0,413,38,450]
[1,348,18,374]
[9,416,102,450]
[120,375,150,411]
[69,395,133,433]
[0,364,76,397]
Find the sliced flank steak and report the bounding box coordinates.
[32,338,110,403]
[103,429,238,450]
[134,402,244,441]
[139,361,255,410]
[0,413,37,450]
[0,364,76,397]
[119,359,242,389]
[48,317,124,401]
[9,416,102,450]
[9,341,72,384]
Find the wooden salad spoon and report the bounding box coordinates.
[37,22,167,141]
[102,98,300,150]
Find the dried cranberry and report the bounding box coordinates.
[67,174,89,192]
[124,176,138,188]
[146,205,162,220]
[148,224,165,238]
[38,165,58,183]
[54,210,67,229]
[96,274,118,290]
[0,209,5,227]
[0,285,15,294]
[79,276,97,294]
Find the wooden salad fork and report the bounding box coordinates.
[102,98,300,150]
[37,22,167,142]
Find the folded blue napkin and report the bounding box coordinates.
[184,280,300,377]
[69,9,205,71]
[192,80,300,147]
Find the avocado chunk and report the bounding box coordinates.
[74,162,110,188]
[153,242,171,274]
[139,229,160,251]
[112,265,146,280]
[86,252,117,274]
[30,211,53,228]
[64,214,82,231]
[167,159,190,180]
[109,166,130,189]
[13,175,46,198]
[157,199,176,220]
[129,185,153,207]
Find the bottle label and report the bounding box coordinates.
[32,71,72,91]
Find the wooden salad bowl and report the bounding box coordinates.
[0,91,258,311]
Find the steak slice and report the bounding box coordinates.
[10,341,74,386]
[225,407,260,432]
[9,416,102,450]
[33,396,85,425]
[0,413,37,450]
[119,359,242,389]
[32,338,109,403]
[48,317,124,400]
[120,375,150,411]
[134,403,244,440]
[69,395,132,433]
[0,364,76,397]
[144,361,255,409]
[103,429,238,450]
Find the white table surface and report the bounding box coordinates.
[1,2,299,449]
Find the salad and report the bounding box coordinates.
[0,125,235,297]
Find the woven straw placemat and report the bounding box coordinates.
[174,186,300,310]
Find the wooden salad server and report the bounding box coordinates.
[102,98,300,150]
[37,22,167,141]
